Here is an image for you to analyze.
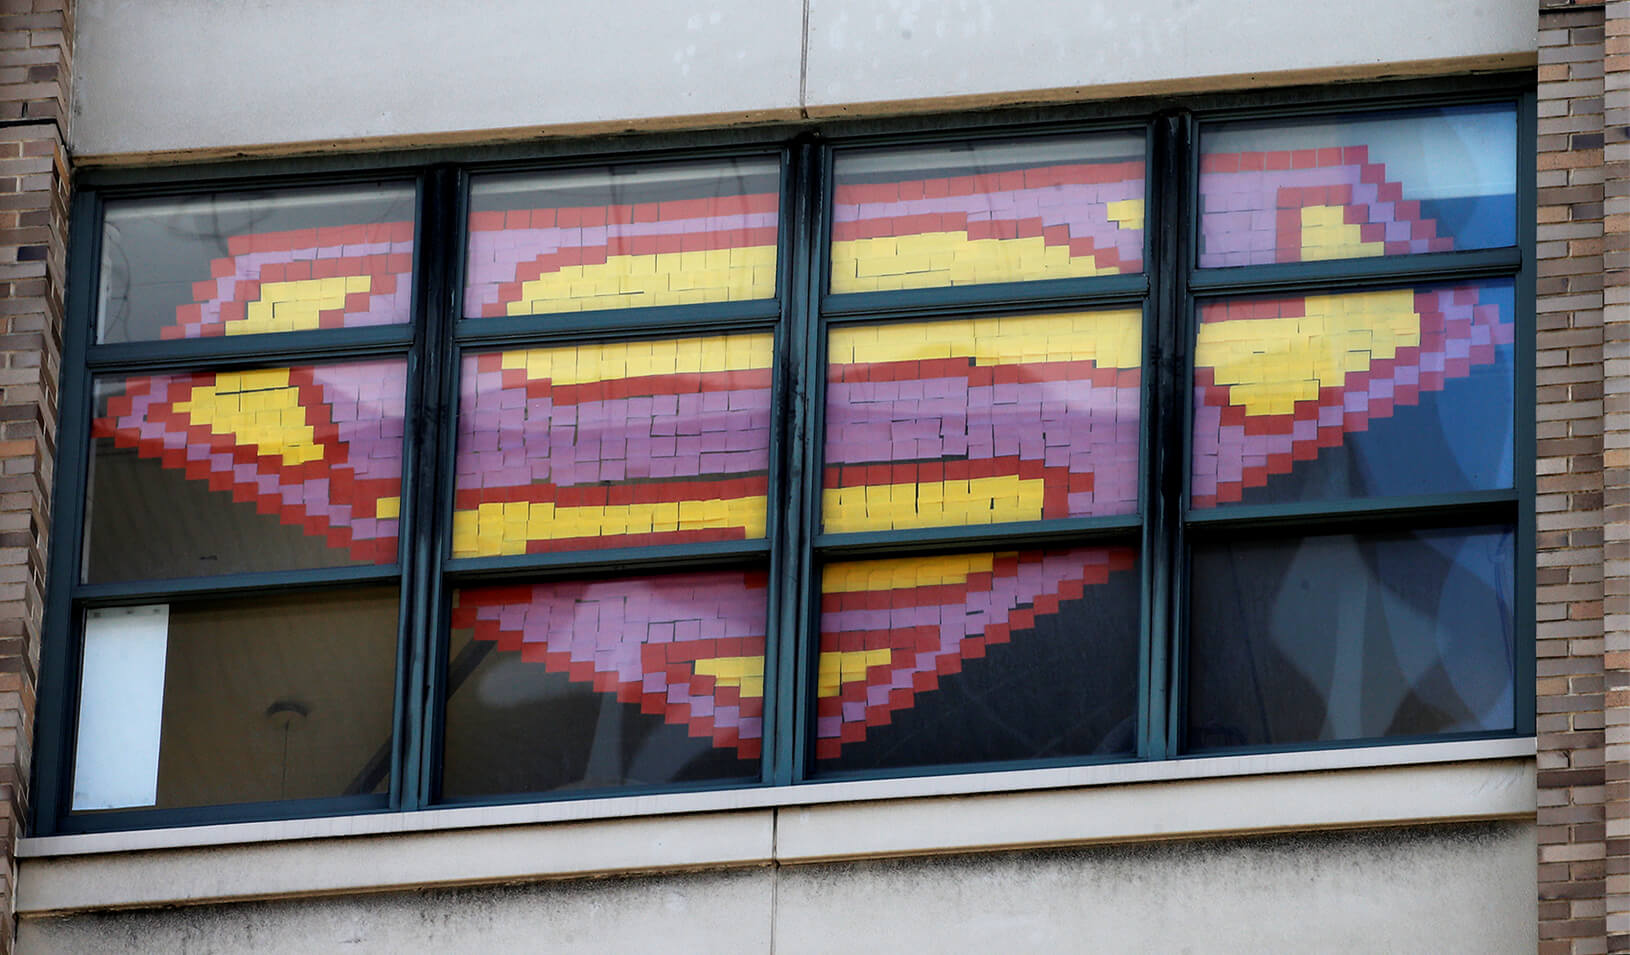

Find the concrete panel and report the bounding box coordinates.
[72,0,805,157]
[805,0,1537,110]
[17,823,1533,953]
[774,822,1537,954]
[18,866,776,954]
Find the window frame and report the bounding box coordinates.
[32,73,1537,835]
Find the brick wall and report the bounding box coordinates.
[1541,2,1614,953]
[0,0,70,950]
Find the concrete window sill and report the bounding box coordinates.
[15,737,1535,914]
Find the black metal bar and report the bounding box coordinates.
[821,273,1148,320]
[1187,247,1524,297]
[407,166,463,808]
[30,191,103,836]
[1147,111,1191,761]
[52,793,393,835]
[84,324,415,372]
[762,142,809,788]
[1184,490,1519,531]
[813,515,1141,557]
[445,539,772,582]
[73,563,401,605]
[453,299,780,348]
[1513,87,1539,737]
[787,139,835,784]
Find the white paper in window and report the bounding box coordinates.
[71,605,168,811]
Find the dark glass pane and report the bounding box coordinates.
[811,546,1139,774]
[442,569,767,799]
[1198,103,1516,268]
[86,359,407,582]
[1191,281,1515,508]
[823,311,1141,533]
[69,588,399,812]
[1186,527,1515,751]
[454,334,771,557]
[830,133,1146,293]
[465,158,780,318]
[98,184,416,343]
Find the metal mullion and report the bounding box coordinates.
[1147,111,1191,762]
[452,299,781,348]
[31,191,103,836]
[53,792,392,836]
[84,325,416,373]
[758,143,805,788]
[812,515,1141,558]
[782,139,832,785]
[411,167,464,808]
[1184,489,1519,531]
[820,274,1148,322]
[1186,247,1523,298]
[384,164,458,812]
[1185,502,1519,545]
[1513,88,1538,737]
[461,141,788,182]
[73,563,402,605]
[1186,79,1531,127]
[443,539,774,583]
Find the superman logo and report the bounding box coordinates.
[98,141,1515,765]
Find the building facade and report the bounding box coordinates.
[0,0,1612,951]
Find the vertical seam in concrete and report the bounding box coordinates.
[769,807,781,952]
[799,0,811,118]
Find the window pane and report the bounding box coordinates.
[454,334,772,557]
[464,158,780,318]
[823,311,1141,533]
[98,184,416,343]
[442,569,767,798]
[86,358,407,582]
[1198,103,1517,268]
[70,588,399,812]
[812,546,1139,772]
[830,134,1146,293]
[1186,527,1515,751]
[1191,280,1514,508]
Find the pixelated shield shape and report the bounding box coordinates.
[103,145,1516,760]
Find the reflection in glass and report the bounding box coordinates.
[464,158,781,318]
[1198,103,1517,267]
[830,134,1147,293]
[453,334,773,557]
[1186,527,1515,750]
[98,184,416,343]
[442,569,767,799]
[812,546,1139,773]
[1191,281,1515,508]
[86,359,407,582]
[70,589,399,812]
[823,311,1142,533]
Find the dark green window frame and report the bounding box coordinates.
[31,74,1537,835]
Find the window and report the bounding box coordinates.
[34,82,1533,833]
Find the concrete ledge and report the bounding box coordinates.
[15,740,1535,914]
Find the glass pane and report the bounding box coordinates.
[442,569,768,798]
[812,546,1139,772]
[1198,103,1516,268]
[830,133,1147,293]
[823,311,1141,533]
[1186,527,1516,750]
[70,588,399,812]
[98,184,416,343]
[454,334,772,557]
[464,158,780,318]
[86,358,407,582]
[1191,280,1514,508]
